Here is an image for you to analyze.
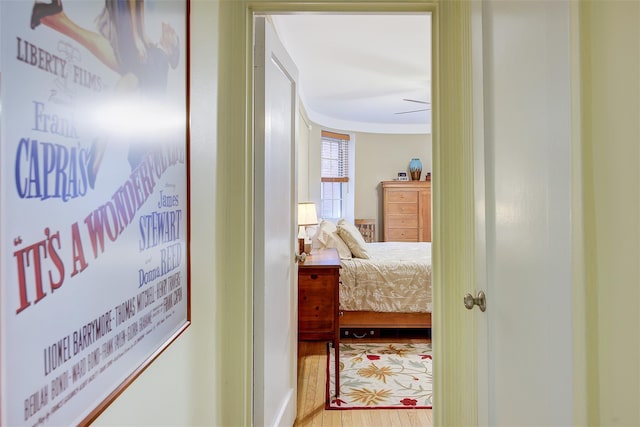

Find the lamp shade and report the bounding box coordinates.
[298,202,318,226]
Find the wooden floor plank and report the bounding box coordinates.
[297,343,311,424]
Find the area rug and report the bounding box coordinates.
[326,342,433,409]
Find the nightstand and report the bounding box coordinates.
[297,247,341,399]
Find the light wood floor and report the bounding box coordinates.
[294,340,433,427]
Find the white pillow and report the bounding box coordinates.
[337,219,370,259]
[315,220,336,245]
[314,220,352,259]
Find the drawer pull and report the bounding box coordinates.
[310,274,318,280]
[352,331,375,339]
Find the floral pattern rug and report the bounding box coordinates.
[326,342,433,410]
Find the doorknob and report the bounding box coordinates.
[464,291,486,312]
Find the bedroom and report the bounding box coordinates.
[263,15,435,358]
[262,13,434,420]
[262,14,432,350]
[271,14,433,240]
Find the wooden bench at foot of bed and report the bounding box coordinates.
[339,310,432,329]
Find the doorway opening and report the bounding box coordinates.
[254,10,435,426]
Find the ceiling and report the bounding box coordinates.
[270,14,432,135]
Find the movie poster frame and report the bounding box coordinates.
[0,1,191,425]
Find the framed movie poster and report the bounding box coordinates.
[0,1,190,425]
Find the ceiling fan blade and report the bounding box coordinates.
[394,108,431,115]
[402,98,431,105]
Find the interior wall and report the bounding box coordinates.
[581,1,640,425]
[94,1,222,425]
[297,105,311,202]
[85,2,640,426]
[90,2,442,426]
[354,132,431,240]
[302,122,431,239]
[306,124,322,209]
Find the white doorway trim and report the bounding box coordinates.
[216,1,478,425]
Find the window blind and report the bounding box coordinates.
[321,130,349,183]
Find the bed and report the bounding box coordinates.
[313,219,432,335]
[339,241,432,331]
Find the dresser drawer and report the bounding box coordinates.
[387,190,417,203]
[386,203,418,215]
[386,215,418,228]
[386,228,418,241]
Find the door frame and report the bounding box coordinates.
[216,1,478,425]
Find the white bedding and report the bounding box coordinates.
[339,242,432,313]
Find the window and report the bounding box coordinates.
[320,130,350,221]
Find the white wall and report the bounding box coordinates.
[302,122,431,239]
[93,3,433,425]
[354,132,431,240]
[87,2,640,426]
[94,1,222,425]
[581,2,640,425]
[297,105,311,202]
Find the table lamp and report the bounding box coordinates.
[297,202,318,255]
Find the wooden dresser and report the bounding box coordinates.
[381,180,432,242]
[298,248,342,398]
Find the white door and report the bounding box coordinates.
[253,16,299,427]
[472,0,574,425]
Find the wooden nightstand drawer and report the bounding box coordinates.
[297,248,341,341]
[299,271,335,288]
[299,274,335,331]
